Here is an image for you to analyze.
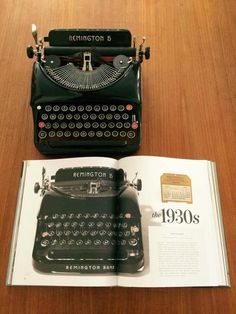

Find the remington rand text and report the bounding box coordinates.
[73,171,113,179]
[69,35,112,43]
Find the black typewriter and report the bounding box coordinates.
[27,25,150,155]
[32,167,144,273]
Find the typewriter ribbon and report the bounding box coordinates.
[27,25,150,155]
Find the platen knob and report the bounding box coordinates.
[27,45,34,58]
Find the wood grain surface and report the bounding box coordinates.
[0,0,235,313]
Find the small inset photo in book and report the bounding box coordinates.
[160,173,193,204]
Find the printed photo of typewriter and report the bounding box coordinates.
[32,167,144,274]
[27,25,150,155]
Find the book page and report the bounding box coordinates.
[9,156,119,287]
[117,156,228,287]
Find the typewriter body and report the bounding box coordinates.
[32,167,144,273]
[27,25,150,155]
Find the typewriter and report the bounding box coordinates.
[32,167,144,273]
[27,25,150,155]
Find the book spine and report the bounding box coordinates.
[6,161,28,285]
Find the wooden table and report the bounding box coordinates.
[1,0,236,313]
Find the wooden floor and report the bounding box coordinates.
[0,0,236,313]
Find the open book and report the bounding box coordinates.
[6,155,230,287]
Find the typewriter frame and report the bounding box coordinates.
[32,167,144,274]
[27,25,150,155]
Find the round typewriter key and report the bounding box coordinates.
[60,122,67,129]
[45,122,52,129]
[97,221,103,227]
[59,239,66,245]
[79,221,85,227]
[63,222,70,228]
[120,131,126,137]
[55,222,62,228]
[102,105,109,112]
[127,131,136,139]
[66,113,73,120]
[85,239,92,246]
[132,121,138,129]
[41,113,48,120]
[116,122,123,128]
[94,239,101,246]
[57,131,63,137]
[37,105,42,110]
[106,113,113,120]
[68,239,75,245]
[82,113,89,120]
[129,238,138,246]
[110,105,116,111]
[105,222,111,228]
[104,131,111,137]
[57,113,64,120]
[77,105,84,112]
[99,230,106,236]
[72,230,79,236]
[45,105,52,112]
[69,105,76,112]
[114,113,121,120]
[124,231,131,237]
[52,122,59,129]
[92,122,99,129]
[112,130,119,137]
[38,130,47,139]
[108,122,115,129]
[38,121,45,128]
[88,131,95,137]
[121,240,126,246]
[124,122,131,128]
[51,239,58,246]
[80,131,87,137]
[73,130,80,137]
[68,122,75,129]
[52,214,59,219]
[90,113,97,120]
[50,113,57,120]
[41,239,49,247]
[56,230,63,236]
[64,131,71,137]
[96,131,103,137]
[61,105,68,112]
[122,113,129,120]
[86,105,93,112]
[60,214,66,219]
[64,230,71,236]
[49,131,56,138]
[90,230,98,236]
[76,239,83,246]
[53,105,60,112]
[74,113,80,120]
[118,105,125,111]
[94,105,100,112]
[84,122,91,129]
[71,222,78,228]
[126,104,133,111]
[125,213,132,219]
[103,239,110,246]
[98,113,105,120]
[100,122,107,129]
[76,122,83,129]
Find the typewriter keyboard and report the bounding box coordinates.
[36,104,139,145]
[36,210,142,259]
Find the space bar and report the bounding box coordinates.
[49,140,128,148]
